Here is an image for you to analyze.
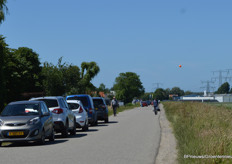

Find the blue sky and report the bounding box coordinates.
[1,0,232,92]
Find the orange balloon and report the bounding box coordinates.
[179,65,182,68]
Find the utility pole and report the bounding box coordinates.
[152,83,163,91]
[212,70,228,87]
[201,80,214,94]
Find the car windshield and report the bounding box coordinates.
[37,99,58,108]
[1,104,40,116]
[67,97,88,107]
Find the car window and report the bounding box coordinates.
[58,98,65,108]
[40,103,47,115]
[67,103,80,110]
[67,96,89,107]
[62,99,69,109]
[37,99,58,108]
[1,104,40,116]
[42,103,49,113]
[93,99,104,108]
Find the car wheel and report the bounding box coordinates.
[105,117,109,123]
[38,129,46,145]
[61,121,69,138]
[70,120,76,136]
[49,128,55,142]
[82,120,89,131]
[0,142,2,147]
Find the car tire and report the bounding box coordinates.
[105,117,109,123]
[61,121,69,138]
[70,120,76,136]
[0,142,2,147]
[82,120,89,131]
[49,128,55,142]
[38,129,46,145]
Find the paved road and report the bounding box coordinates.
[0,106,161,164]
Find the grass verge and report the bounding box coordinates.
[108,103,140,116]
[163,101,232,164]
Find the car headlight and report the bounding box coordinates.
[28,117,40,125]
[0,119,4,126]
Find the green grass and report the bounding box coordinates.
[108,103,140,116]
[163,101,232,164]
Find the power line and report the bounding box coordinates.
[212,69,232,87]
[201,80,214,93]
[152,83,163,91]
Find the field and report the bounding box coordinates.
[163,101,232,164]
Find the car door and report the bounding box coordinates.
[40,102,51,136]
[42,102,53,134]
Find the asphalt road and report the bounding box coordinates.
[0,106,161,164]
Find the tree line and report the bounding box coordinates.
[0,35,146,111]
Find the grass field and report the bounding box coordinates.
[163,101,232,164]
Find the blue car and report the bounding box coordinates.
[66,95,97,126]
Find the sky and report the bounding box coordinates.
[1,0,232,92]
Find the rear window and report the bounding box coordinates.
[67,103,80,110]
[93,99,104,108]
[67,97,88,107]
[37,99,58,108]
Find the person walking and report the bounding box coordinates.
[153,99,158,115]
[111,97,118,116]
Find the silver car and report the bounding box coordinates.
[30,97,76,137]
[0,101,55,146]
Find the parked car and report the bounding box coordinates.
[67,100,89,131]
[66,95,97,126]
[0,101,55,145]
[141,101,148,107]
[30,96,76,137]
[92,97,109,123]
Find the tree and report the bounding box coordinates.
[0,35,9,110]
[42,59,66,96]
[184,90,193,95]
[153,88,169,100]
[170,87,184,96]
[79,62,100,93]
[113,72,145,103]
[0,0,8,24]
[5,47,43,102]
[215,82,230,94]
[64,65,80,95]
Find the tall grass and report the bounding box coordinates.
[163,101,232,164]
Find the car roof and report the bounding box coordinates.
[67,94,91,98]
[9,100,42,105]
[92,97,104,100]
[66,100,81,103]
[30,96,64,100]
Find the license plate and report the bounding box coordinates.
[8,131,24,136]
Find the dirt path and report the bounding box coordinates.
[155,103,178,164]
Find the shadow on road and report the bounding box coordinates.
[107,121,118,124]
[55,133,87,139]
[1,139,68,147]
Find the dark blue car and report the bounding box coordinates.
[66,95,97,126]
